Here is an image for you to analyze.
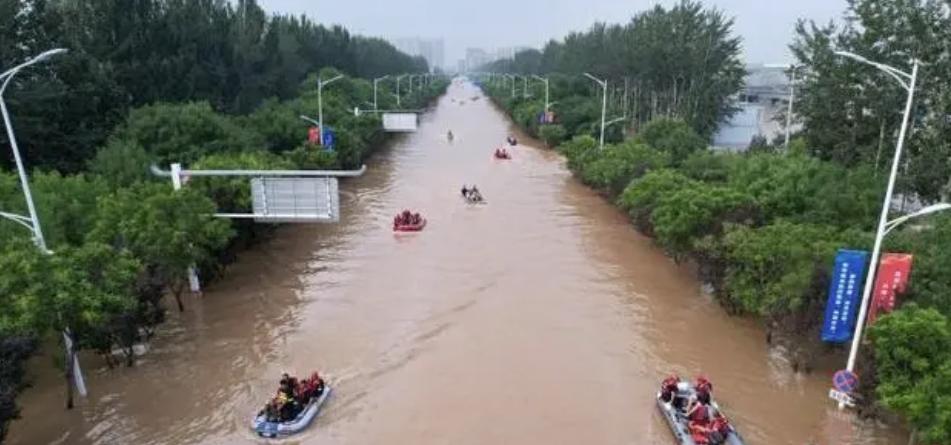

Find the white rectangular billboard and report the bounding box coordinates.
[250,177,339,223]
[382,112,418,132]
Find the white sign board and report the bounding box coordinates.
[251,177,339,223]
[828,388,856,407]
[382,112,418,132]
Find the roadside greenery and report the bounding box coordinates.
[481,0,951,439]
[0,0,448,438]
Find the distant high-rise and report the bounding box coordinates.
[465,48,490,71]
[390,37,445,72]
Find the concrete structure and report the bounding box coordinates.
[712,64,795,151]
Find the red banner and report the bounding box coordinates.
[307,126,319,145]
[867,253,913,324]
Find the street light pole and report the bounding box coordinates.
[532,75,550,113]
[0,49,68,252]
[317,74,343,144]
[396,74,406,108]
[373,75,389,111]
[584,72,608,150]
[784,70,797,149]
[0,48,87,405]
[835,52,920,402]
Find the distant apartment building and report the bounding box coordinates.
[465,48,491,72]
[712,64,794,150]
[391,37,445,72]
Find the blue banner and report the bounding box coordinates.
[322,127,335,151]
[821,249,870,343]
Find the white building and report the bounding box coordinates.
[712,64,794,150]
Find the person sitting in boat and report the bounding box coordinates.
[295,371,325,403]
[280,373,298,399]
[686,394,710,424]
[412,213,421,224]
[401,210,412,225]
[659,374,681,405]
[461,185,470,198]
[695,375,713,405]
[448,130,454,141]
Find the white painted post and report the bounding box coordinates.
[171,163,201,293]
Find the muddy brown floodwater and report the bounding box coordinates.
[9,81,903,445]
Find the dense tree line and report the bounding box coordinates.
[482,0,951,441]
[482,0,744,137]
[0,1,447,439]
[0,0,428,172]
[790,0,951,202]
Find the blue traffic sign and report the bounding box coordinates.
[833,369,859,393]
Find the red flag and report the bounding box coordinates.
[308,126,319,145]
[867,253,913,324]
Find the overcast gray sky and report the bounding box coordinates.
[257,0,846,65]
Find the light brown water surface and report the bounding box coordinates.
[8,80,902,445]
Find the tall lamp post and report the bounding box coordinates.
[584,72,608,150]
[395,74,407,108]
[0,49,67,253]
[317,74,343,143]
[834,51,920,407]
[784,68,798,149]
[0,48,87,404]
[373,75,389,111]
[532,75,550,113]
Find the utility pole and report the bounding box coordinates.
[584,72,608,150]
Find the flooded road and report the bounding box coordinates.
[9,81,902,445]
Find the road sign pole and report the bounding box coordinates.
[170,163,201,293]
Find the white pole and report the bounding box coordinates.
[1,49,85,400]
[317,75,343,145]
[317,79,324,145]
[169,163,202,293]
[396,75,403,107]
[843,59,919,403]
[373,78,379,110]
[784,70,796,149]
[544,79,550,113]
[0,92,47,252]
[600,80,607,149]
[585,73,608,150]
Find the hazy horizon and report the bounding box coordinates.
[257,0,847,67]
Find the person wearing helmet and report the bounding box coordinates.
[696,375,713,405]
[660,374,680,404]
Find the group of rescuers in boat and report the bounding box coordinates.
[394,210,423,227]
[660,375,734,444]
[460,185,484,202]
[259,372,326,423]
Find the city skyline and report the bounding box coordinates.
[257,0,846,65]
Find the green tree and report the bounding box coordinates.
[579,140,670,195]
[651,183,757,257]
[717,222,843,315]
[88,139,155,188]
[870,305,951,443]
[90,184,233,312]
[617,169,699,233]
[538,124,567,147]
[112,102,265,165]
[634,118,707,165]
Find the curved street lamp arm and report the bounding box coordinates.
[884,203,951,235]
